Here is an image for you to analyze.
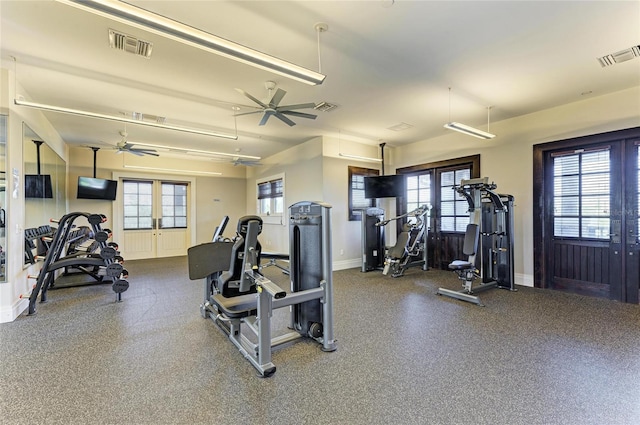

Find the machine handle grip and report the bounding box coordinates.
[258,277,287,299]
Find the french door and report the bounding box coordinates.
[535,128,640,302]
[119,179,190,260]
[398,155,480,270]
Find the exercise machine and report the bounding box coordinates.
[378,204,430,278]
[360,207,385,272]
[437,177,515,306]
[188,202,336,377]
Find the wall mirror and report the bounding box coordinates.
[0,115,6,281]
[23,124,66,266]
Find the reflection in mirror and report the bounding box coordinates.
[0,115,6,281]
[23,124,66,266]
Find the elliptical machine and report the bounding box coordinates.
[378,204,430,278]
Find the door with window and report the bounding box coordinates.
[120,179,190,260]
[535,128,640,302]
[399,155,480,270]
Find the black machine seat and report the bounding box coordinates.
[448,259,475,270]
[448,223,479,271]
[211,293,257,319]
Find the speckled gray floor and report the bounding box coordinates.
[2,257,640,425]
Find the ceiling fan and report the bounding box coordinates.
[114,131,159,157]
[234,81,317,127]
[231,157,262,167]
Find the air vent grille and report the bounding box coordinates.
[597,45,640,67]
[387,122,413,132]
[314,101,338,112]
[109,29,153,58]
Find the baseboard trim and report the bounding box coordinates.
[333,258,360,271]
[0,297,28,323]
[516,273,534,287]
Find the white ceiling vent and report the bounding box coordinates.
[109,29,153,58]
[387,122,413,131]
[314,101,338,112]
[597,45,640,67]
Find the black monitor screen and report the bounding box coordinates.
[364,175,406,199]
[77,176,118,200]
[25,174,53,199]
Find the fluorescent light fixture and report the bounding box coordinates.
[14,98,237,140]
[55,0,326,86]
[123,165,222,175]
[131,142,260,160]
[443,122,496,140]
[339,153,383,163]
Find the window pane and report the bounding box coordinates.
[139,217,153,228]
[553,150,610,238]
[406,176,418,190]
[554,175,579,196]
[554,196,579,216]
[162,217,174,228]
[582,218,610,239]
[441,216,455,232]
[175,217,187,227]
[554,155,579,175]
[124,217,138,229]
[582,196,610,216]
[441,187,455,201]
[441,201,454,216]
[274,196,284,213]
[582,150,609,173]
[441,171,455,186]
[582,174,609,195]
[455,216,470,232]
[555,217,579,237]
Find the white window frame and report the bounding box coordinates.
[257,173,285,224]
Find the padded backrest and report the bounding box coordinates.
[388,224,411,259]
[217,216,263,297]
[462,224,480,257]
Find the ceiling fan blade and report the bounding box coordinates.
[269,88,286,108]
[233,110,263,117]
[134,149,159,155]
[273,111,296,127]
[277,102,316,112]
[259,110,274,126]
[281,110,317,120]
[235,88,268,108]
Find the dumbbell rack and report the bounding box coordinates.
[27,212,129,315]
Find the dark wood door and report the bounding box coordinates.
[542,133,640,302]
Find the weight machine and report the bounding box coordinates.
[188,202,336,377]
[437,177,515,306]
[378,204,430,278]
[360,207,386,272]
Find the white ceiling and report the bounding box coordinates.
[1,1,639,162]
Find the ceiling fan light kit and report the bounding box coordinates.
[55,0,326,86]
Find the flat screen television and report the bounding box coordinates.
[25,174,53,199]
[77,176,118,201]
[364,174,406,199]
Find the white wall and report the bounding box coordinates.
[395,86,640,286]
[246,137,324,255]
[0,69,69,322]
